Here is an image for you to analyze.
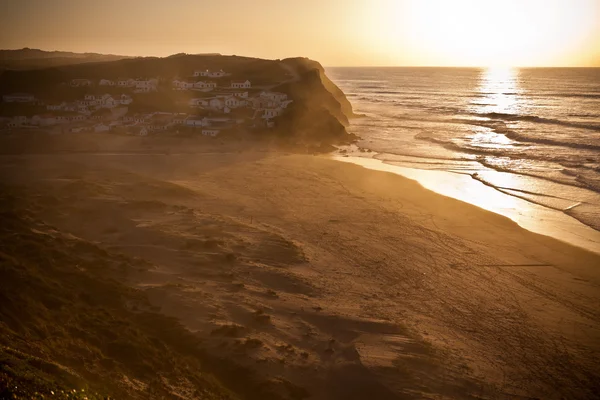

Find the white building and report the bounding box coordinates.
[224,96,246,109]
[7,116,28,127]
[94,123,110,132]
[202,129,220,137]
[189,98,209,107]
[71,126,91,133]
[193,69,229,78]
[193,81,217,90]
[231,80,251,89]
[70,79,92,87]
[117,94,133,105]
[233,92,249,99]
[185,116,208,127]
[208,98,224,110]
[172,79,195,90]
[172,114,188,125]
[133,78,158,92]
[263,108,284,119]
[47,102,67,111]
[99,95,119,108]
[98,94,132,108]
[117,78,136,87]
[63,103,78,112]
[260,91,288,103]
[30,114,58,126]
[99,79,115,86]
[3,93,35,103]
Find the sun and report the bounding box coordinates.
[367,0,599,67]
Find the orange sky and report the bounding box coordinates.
[1,0,599,66]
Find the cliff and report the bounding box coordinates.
[0,54,356,148]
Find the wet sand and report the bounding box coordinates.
[335,155,600,254]
[2,135,600,399]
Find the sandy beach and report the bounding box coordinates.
[2,134,600,399]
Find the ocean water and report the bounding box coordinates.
[327,67,600,244]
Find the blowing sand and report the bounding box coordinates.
[1,135,599,399]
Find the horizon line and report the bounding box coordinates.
[3,47,599,69]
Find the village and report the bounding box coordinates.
[0,68,293,137]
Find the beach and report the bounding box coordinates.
[2,134,600,399]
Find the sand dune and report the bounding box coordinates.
[1,138,599,399]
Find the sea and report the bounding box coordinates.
[326,67,600,252]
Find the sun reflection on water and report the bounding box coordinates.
[476,67,521,115]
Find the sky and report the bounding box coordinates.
[1,0,599,67]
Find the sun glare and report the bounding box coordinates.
[370,0,599,67]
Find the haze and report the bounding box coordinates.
[1,0,599,67]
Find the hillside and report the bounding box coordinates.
[0,48,131,70]
[0,54,356,149]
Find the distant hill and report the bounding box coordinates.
[0,48,132,70]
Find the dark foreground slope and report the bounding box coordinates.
[0,191,233,399]
[0,189,315,400]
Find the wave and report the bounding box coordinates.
[541,93,600,100]
[413,133,600,192]
[501,129,600,151]
[475,112,600,132]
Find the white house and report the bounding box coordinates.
[172,79,194,90]
[208,98,224,110]
[70,79,92,87]
[77,96,99,110]
[99,79,115,86]
[47,102,67,111]
[3,93,35,103]
[204,117,232,125]
[133,78,158,92]
[224,96,246,109]
[116,78,133,87]
[148,114,174,130]
[32,114,58,126]
[193,70,209,77]
[233,92,249,99]
[189,98,209,107]
[263,107,284,119]
[84,94,97,101]
[193,69,229,78]
[260,91,288,103]
[193,81,217,90]
[134,114,150,124]
[94,123,110,132]
[91,108,113,120]
[202,129,220,137]
[70,126,91,133]
[7,116,28,127]
[231,80,251,89]
[185,116,209,127]
[99,95,119,108]
[116,94,133,105]
[172,114,187,125]
[98,94,131,108]
[138,126,149,136]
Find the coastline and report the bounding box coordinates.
[3,139,600,398]
[332,154,600,254]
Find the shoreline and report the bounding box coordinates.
[333,154,600,254]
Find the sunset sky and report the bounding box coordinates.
[1,0,599,67]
